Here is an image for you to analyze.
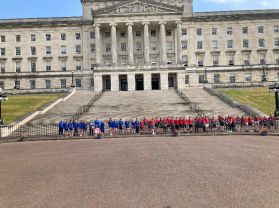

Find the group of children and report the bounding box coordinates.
[58,115,277,137]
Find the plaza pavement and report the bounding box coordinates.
[0,136,279,208]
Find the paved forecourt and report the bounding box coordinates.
[1,136,279,208]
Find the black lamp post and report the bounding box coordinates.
[269,79,279,119]
[71,71,75,88]
[261,64,267,82]
[204,67,208,84]
[0,87,8,125]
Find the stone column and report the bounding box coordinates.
[142,22,150,64]
[176,21,182,64]
[126,22,134,65]
[144,73,151,90]
[94,24,101,66]
[94,74,102,92]
[128,73,135,91]
[110,74,119,91]
[161,72,169,90]
[159,21,167,64]
[110,23,118,65]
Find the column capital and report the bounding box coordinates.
[142,21,150,26]
[93,23,101,28]
[126,22,134,26]
[159,21,167,25]
[109,22,117,27]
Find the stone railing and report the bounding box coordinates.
[212,81,276,89]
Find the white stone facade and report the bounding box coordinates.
[0,0,279,91]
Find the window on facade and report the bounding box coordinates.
[91,59,96,69]
[0,48,5,56]
[196,28,202,36]
[30,80,36,90]
[76,60,82,71]
[197,55,204,67]
[275,38,279,47]
[211,40,218,50]
[90,31,95,39]
[46,34,51,41]
[61,46,66,54]
[76,79,82,88]
[120,32,126,38]
[245,73,252,82]
[0,35,5,43]
[230,74,236,83]
[199,75,205,84]
[105,32,111,38]
[136,31,141,37]
[31,61,36,72]
[0,62,5,73]
[15,35,21,42]
[182,55,188,66]
[120,43,126,52]
[243,53,250,65]
[31,47,36,56]
[76,45,81,54]
[166,41,172,51]
[46,46,51,55]
[45,80,51,89]
[197,41,203,50]
[46,61,51,71]
[61,60,67,71]
[181,28,187,36]
[105,58,112,66]
[151,30,156,37]
[274,26,279,33]
[91,44,95,53]
[228,53,235,66]
[15,62,21,72]
[61,79,66,89]
[243,39,249,48]
[227,40,233,49]
[61,33,66,40]
[150,42,157,51]
[167,56,173,64]
[181,41,187,50]
[259,52,266,65]
[258,26,264,34]
[214,74,220,83]
[0,81,4,90]
[166,29,172,36]
[242,27,248,34]
[136,42,142,51]
[259,39,265,48]
[275,53,279,64]
[15,80,20,89]
[15,47,21,56]
[150,56,158,65]
[227,27,233,35]
[120,57,127,65]
[212,54,219,66]
[31,34,36,42]
[75,33,81,40]
[212,28,217,35]
[185,75,189,84]
[106,43,111,52]
[136,57,143,65]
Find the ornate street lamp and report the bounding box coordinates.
[203,67,208,84]
[0,87,8,125]
[269,79,279,119]
[71,71,75,88]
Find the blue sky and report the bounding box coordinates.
[0,0,279,19]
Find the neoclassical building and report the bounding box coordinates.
[0,0,279,91]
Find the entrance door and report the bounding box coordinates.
[152,74,161,90]
[135,74,144,91]
[119,75,128,91]
[102,75,111,91]
[168,73,177,89]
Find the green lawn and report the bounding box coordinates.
[1,94,63,124]
[218,87,275,115]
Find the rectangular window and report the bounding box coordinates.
[136,42,142,51]
[0,81,4,89]
[185,75,189,84]
[120,43,126,52]
[0,62,5,73]
[31,34,36,42]
[197,41,203,50]
[105,58,112,66]
[76,79,82,88]
[151,30,156,37]
[258,52,266,65]
[91,44,96,53]
[15,35,21,42]
[242,27,248,34]
[228,53,235,66]
[181,28,187,36]
[31,61,36,72]
[46,61,51,71]
[259,39,265,48]
[76,60,82,71]
[46,34,51,41]
[197,58,204,67]
[136,31,141,37]
[105,43,111,52]
[15,62,21,72]
[258,26,264,34]
[274,26,279,33]
[275,38,279,47]
[136,57,143,65]
[227,40,233,49]
[166,41,172,51]
[120,57,127,65]
[15,80,20,89]
[75,33,81,40]
[0,35,5,43]
[61,60,67,71]
[245,73,252,82]
[150,42,157,51]
[243,53,250,65]
[227,27,233,35]
[61,46,66,54]
[105,32,111,38]
[212,54,219,66]
[30,80,36,90]
[181,41,187,50]
[61,79,66,89]
[15,47,21,56]
[76,45,81,54]
[214,74,220,83]
[196,28,202,36]
[90,31,95,39]
[61,33,66,40]
[199,75,205,84]
[45,80,51,89]
[46,46,51,55]
[31,47,36,56]
[211,40,218,50]
[212,28,217,35]
[243,39,249,48]
[166,29,172,36]
[230,74,236,83]
[182,55,188,66]
[0,48,5,56]
[120,32,126,38]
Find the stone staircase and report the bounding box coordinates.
[81,90,196,121]
[29,90,98,124]
[181,88,245,117]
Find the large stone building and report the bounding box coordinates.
[0,0,279,91]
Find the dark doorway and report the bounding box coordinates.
[135,74,144,91]
[119,75,128,91]
[152,74,161,90]
[102,75,111,91]
[168,73,177,89]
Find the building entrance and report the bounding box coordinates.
[119,75,128,91]
[168,73,178,89]
[152,74,161,90]
[102,75,111,91]
[135,74,144,91]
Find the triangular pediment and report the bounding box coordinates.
[92,0,183,16]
